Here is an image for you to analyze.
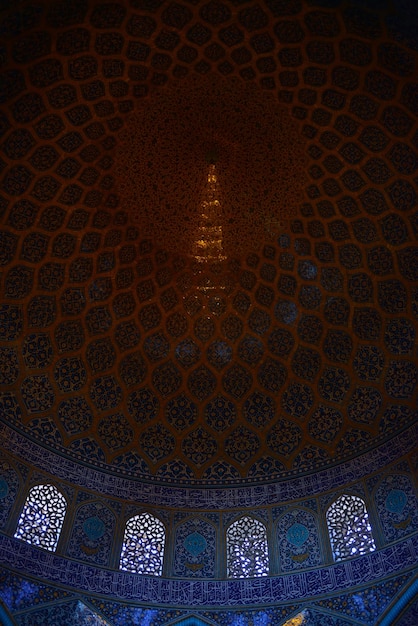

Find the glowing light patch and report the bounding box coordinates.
[282,613,306,626]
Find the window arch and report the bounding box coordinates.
[14,483,67,551]
[226,515,269,578]
[170,618,212,626]
[326,494,376,561]
[119,512,165,575]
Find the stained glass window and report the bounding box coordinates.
[119,512,165,575]
[14,484,67,551]
[326,494,376,561]
[226,516,269,578]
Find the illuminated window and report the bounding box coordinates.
[14,484,67,551]
[119,512,165,575]
[226,516,269,578]
[326,494,376,561]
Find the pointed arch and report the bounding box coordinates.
[168,617,214,626]
[173,516,217,578]
[14,483,67,551]
[277,507,322,571]
[373,473,418,543]
[67,500,116,566]
[326,493,376,561]
[226,515,269,578]
[119,511,165,575]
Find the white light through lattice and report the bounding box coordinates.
[119,512,165,575]
[14,484,67,552]
[226,516,269,578]
[326,494,376,561]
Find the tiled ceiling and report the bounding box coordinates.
[0,0,417,486]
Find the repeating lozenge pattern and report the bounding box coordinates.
[0,0,417,487]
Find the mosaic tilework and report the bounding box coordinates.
[0,0,418,608]
[3,586,373,626]
[182,428,218,467]
[1,420,416,509]
[225,426,260,466]
[20,375,55,413]
[66,501,116,566]
[312,575,414,626]
[54,357,87,393]
[0,0,416,500]
[0,346,19,385]
[140,424,175,463]
[173,518,216,578]
[27,417,63,447]
[309,405,343,445]
[11,599,110,626]
[98,413,133,451]
[58,397,93,436]
[205,395,236,431]
[22,333,53,368]
[0,459,20,529]
[374,474,418,543]
[347,387,382,425]
[277,509,322,572]
[1,532,417,607]
[0,218,415,482]
[166,394,198,431]
[281,383,314,420]
[0,570,73,613]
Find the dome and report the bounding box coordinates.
[0,0,417,624]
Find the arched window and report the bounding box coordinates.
[226,516,269,578]
[326,494,376,561]
[119,512,165,575]
[14,484,67,551]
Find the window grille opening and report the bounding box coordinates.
[226,516,269,578]
[326,494,376,561]
[119,512,165,575]
[14,484,67,552]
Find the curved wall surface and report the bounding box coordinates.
[1,423,417,623]
[0,0,417,624]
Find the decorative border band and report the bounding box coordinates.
[0,420,416,509]
[0,533,416,607]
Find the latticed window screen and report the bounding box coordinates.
[119,512,165,575]
[326,494,376,561]
[14,484,67,551]
[226,515,269,578]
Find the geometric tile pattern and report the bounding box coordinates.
[0,0,417,491]
[277,508,322,572]
[1,530,417,617]
[66,501,116,566]
[0,3,417,623]
[173,517,217,578]
[0,444,417,623]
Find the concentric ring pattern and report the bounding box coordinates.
[0,0,417,487]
